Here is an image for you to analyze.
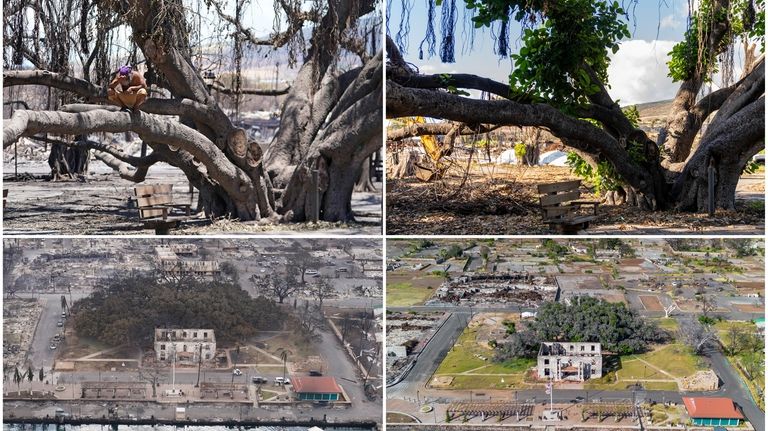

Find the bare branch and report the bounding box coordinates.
[388,122,500,140]
[210,81,291,96]
[4,109,253,200]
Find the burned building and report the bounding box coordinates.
[537,342,602,381]
[433,273,559,307]
[154,328,216,364]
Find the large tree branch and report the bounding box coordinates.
[4,110,253,200]
[388,70,511,100]
[3,70,105,100]
[388,122,500,140]
[209,81,291,96]
[387,81,659,199]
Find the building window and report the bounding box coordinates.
[544,359,549,365]
[183,345,188,352]
[160,345,166,350]
[544,368,550,376]
[204,332,208,339]
[591,345,595,351]
[193,332,198,338]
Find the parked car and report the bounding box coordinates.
[61,312,67,318]
[251,376,267,384]
[305,269,318,275]
[308,370,323,376]
[57,321,63,327]
[49,344,57,350]
[233,368,242,376]
[335,267,348,273]
[274,377,291,385]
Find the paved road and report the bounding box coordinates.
[388,312,468,399]
[28,296,64,368]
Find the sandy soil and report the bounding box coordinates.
[3,160,382,235]
[386,165,764,235]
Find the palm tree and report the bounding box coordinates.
[280,351,289,382]
[26,366,34,383]
[38,367,45,383]
[13,366,22,389]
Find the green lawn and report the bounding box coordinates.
[387,282,436,306]
[480,358,535,374]
[448,374,526,389]
[619,358,668,379]
[435,327,488,374]
[634,344,705,378]
[586,344,705,391]
[434,325,533,390]
[655,318,679,331]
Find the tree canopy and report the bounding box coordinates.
[495,296,669,360]
[72,274,285,345]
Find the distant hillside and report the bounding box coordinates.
[633,99,674,120]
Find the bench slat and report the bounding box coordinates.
[540,190,581,206]
[135,184,173,196]
[139,207,167,219]
[537,180,581,194]
[137,195,173,207]
[542,206,573,218]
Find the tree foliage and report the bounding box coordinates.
[494,296,668,361]
[72,274,285,346]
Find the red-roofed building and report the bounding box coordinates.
[292,376,343,401]
[683,397,744,426]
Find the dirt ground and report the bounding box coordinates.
[3,161,382,235]
[386,165,764,235]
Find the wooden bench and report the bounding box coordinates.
[134,184,192,234]
[537,180,599,234]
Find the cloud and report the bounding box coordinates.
[660,14,681,29]
[607,39,680,105]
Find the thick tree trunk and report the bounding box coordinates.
[48,140,90,180]
[672,92,764,211]
[354,157,377,192]
[389,150,419,178]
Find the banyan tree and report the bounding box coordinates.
[386,0,764,211]
[3,0,383,222]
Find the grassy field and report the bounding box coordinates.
[433,324,533,390]
[435,326,488,374]
[635,343,705,378]
[655,318,679,331]
[586,343,705,391]
[387,282,437,306]
[448,373,527,389]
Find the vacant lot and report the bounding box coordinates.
[387,273,444,306]
[639,295,664,311]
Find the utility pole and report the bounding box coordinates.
[196,343,202,387]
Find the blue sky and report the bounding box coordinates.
[386,0,747,104]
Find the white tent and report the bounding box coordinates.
[539,150,569,166]
[494,149,518,164]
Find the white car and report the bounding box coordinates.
[274,377,291,385]
[233,369,242,376]
[49,344,57,350]
[305,269,318,275]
